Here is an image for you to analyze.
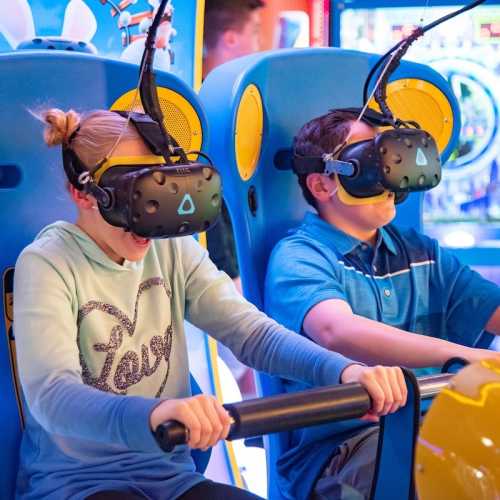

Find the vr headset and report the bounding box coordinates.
[61,0,221,239]
[62,112,221,239]
[276,107,441,206]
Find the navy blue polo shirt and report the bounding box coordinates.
[264,211,500,499]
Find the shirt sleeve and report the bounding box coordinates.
[264,237,347,334]
[14,249,161,453]
[435,243,500,346]
[179,236,355,386]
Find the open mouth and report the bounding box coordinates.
[131,233,150,246]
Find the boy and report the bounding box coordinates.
[265,109,500,499]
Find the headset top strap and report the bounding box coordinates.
[113,111,183,160]
[338,107,395,127]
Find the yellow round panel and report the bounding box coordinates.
[416,359,500,500]
[234,84,263,181]
[369,78,454,154]
[110,87,203,161]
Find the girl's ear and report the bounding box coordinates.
[69,184,96,210]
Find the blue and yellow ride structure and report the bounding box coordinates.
[1,1,500,499]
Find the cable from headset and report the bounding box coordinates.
[373,27,424,125]
[337,47,405,153]
[323,0,486,174]
[100,0,182,167]
[362,0,487,110]
[139,0,189,164]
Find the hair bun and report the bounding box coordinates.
[42,108,81,147]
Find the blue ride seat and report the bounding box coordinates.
[199,47,461,499]
[0,49,212,499]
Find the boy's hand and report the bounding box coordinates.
[341,364,408,418]
[150,395,232,450]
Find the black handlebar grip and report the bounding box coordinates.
[155,420,189,452]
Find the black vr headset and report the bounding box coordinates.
[276,107,441,206]
[62,0,221,239]
[62,112,221,238]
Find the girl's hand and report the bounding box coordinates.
[150,395,232,450]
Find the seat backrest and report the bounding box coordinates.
[0,49,209,498]
[199,47,460,499]
[200,47,459,311]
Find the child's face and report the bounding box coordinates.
[71,139,154,265]
[337,186,396,232]
[88,213,152,265]
[315,120,396,231]
[338,121,396,229]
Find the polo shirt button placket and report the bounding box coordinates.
[384,288,391,298]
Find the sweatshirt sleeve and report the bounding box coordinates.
[14,248,161,453]
[180,237,355,386]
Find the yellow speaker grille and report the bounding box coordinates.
[370,78,453,153]
[111,87,203,159]
[234,84,263,181]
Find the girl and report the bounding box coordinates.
[13,108,407,500]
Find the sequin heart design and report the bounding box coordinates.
[77,277,173,397]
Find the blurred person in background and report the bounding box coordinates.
[202,0,265,398]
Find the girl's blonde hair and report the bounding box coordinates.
[40,108,141,172]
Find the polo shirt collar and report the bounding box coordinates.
[301,212,398,256]
[379,226,398,255]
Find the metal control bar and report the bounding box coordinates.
[154,373,453,452]
[418,373,453,399]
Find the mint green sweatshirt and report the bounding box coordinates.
[13,221,354,499]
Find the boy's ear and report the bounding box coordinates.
[221,29,239,49]
[68,184,96,210]
[306,173,337,204]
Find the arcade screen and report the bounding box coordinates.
[340,5,500,269]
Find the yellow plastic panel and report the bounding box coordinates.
[234,84,263,181]
[194,0,205,91]
[111,87,203,161]
[370,78,453,154]
[416,359,500,500]
[3,267,25,427]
